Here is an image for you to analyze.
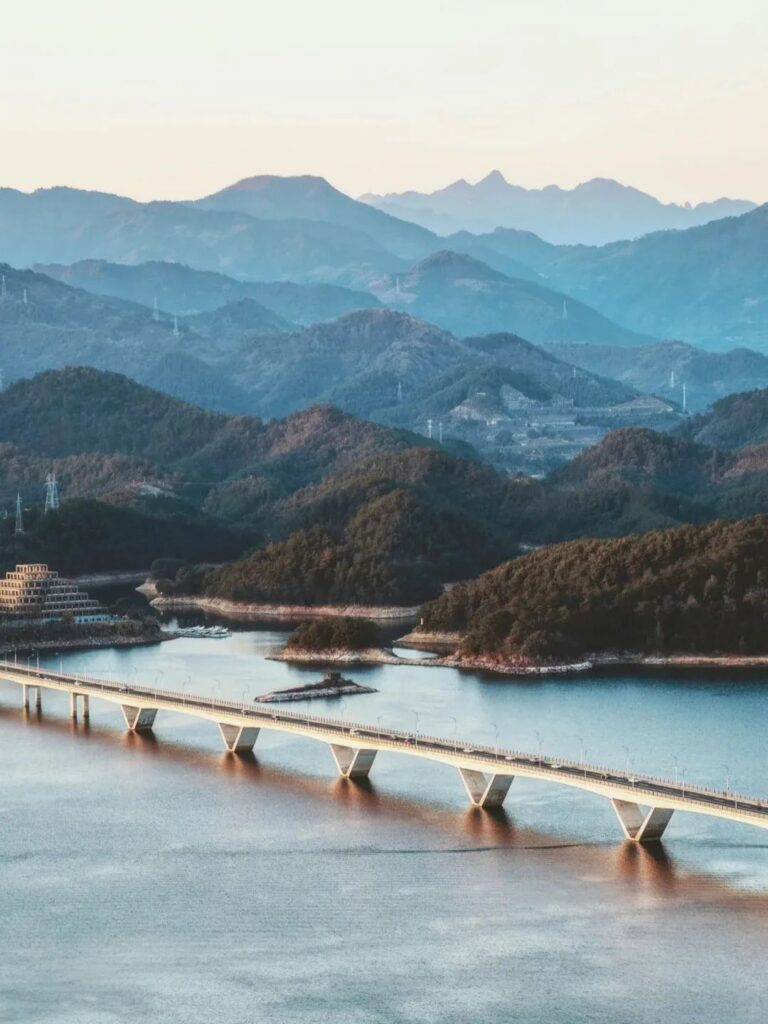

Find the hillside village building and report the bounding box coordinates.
[0,564,113,625]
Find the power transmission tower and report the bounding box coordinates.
[44,472,60,513]
[22,288,27,305]
[397,380,403,403]
[438,421,443,443]
[15,493,24,535]
[427,418,433,439]
[173,315,179,337]
[0,274,6,300]
[153,296,160,322]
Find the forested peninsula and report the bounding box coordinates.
[420,516,768,669]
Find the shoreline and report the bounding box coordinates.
[72,570,150,588]
[270,641,768,678]
[0,631,169,658]
[269,646,446,667]
[151,595,420,622]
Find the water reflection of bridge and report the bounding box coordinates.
[3,661,767,844]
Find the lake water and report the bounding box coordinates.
[1,620,767,1023]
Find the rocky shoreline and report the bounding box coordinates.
[0,629,169,658]
[269,646,444,667]
[271,641,768,678]
[151,595,420,622]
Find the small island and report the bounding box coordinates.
[255,670,377,703]
[270,616,440,667]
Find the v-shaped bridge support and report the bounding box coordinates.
[219,723,260,753]
[459,768,514,809]
[329,744,377,779]
[611,799,674,843]
[121,705,158,732]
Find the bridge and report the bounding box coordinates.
[2,659,767,844]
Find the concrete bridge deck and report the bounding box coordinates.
[2,660,767,843]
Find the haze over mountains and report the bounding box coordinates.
[0,261,646,460]
[496,205,768,351]
[548,342,768,412]
[2,171,767,353]
[369,251,647,345]
[361,171,756,244]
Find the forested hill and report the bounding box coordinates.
[675,388,768,450]
[169,448,524,606]
[0,367,426,479]
[421,517,768,663]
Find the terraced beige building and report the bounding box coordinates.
[0,563,112,625]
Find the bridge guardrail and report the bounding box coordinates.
[2,660,767,817]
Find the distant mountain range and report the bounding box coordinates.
[0,183,414,288]
[467,205,768,351]
[0,262,652,476]
[369,250,647,345]
[547,341,768,412]
[361,172,756,244]
[38,259,382,322]
[2,173,768,351]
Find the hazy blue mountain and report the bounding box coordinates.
[176,299,294,339]
[0,186,406,286]
[0,263,260,411]
[194,174,436,259]
[232,308,638,423]
[368,250,649,345]
[462,332,634,406]
[547,340,768,412]
[467,205,768,351]
[37,259,382,322]
[361,171,756,243]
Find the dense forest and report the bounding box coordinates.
[422,516,768,662]
[676,387,768,450]
[172,468,518,605]
[285,617,380,651]
[0,501,246,575]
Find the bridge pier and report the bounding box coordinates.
[21,683,29,709]
[219,723,260,753]
[121,705,158,732]
[329,744,377,779]
[68,693,90,721]
[611,799,674,843]
[459,768,514,809]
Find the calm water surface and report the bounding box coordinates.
[1,622,767,1023]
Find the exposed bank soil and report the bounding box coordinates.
[273,637,768,678]
[151,595,420,622]
[269,646,442,667]
[395,629,466,651]
[271,645,593,675]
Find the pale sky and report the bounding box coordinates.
[1,0,766,204]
